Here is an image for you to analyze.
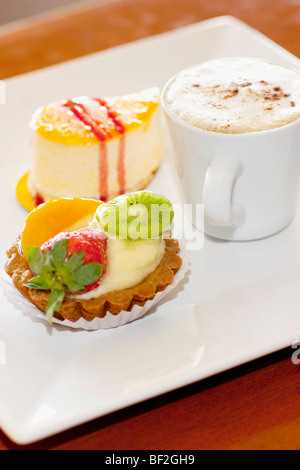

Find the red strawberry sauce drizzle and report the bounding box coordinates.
[117,135,126,195]
[99,142,109,204]
[63,98,126,202]
[94,98,125,135]
[34,193,44,206]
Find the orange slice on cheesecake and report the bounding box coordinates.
[31,88,161,145]
[17,87,164,210]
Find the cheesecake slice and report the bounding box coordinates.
[27,87,164,204]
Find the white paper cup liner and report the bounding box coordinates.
[1,248,190,330]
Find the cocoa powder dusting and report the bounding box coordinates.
[263,85,292,103]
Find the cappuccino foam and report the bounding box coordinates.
[164,58,300,134]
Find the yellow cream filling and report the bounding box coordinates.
[76,237,166,299]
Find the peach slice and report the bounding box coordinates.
[21,197,102,257]
[16,171,36,212]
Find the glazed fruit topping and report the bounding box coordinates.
[20,197,103,257]
[25,228,107,323]
[95,190,174,240]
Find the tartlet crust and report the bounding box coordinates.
[5,238,182,323]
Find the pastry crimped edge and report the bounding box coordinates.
[5,237,182,324]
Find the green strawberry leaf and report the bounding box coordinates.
[51,238,68,270]
[63,251,85,273]
[25,276,51,290]
[24,239,104,323]
[46,288,66,324]
[27,246,44,274]
[71,262,103,286]
[43,249,54,271]
[65,279,87,293]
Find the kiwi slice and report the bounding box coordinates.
[94,191,174,240]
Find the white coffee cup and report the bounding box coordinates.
[162,57,300,241]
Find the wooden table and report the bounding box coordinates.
[0,0,300,450]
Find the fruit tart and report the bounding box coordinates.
[5,191,183,328]
[16,88,164,211]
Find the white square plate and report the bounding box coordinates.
[1,15,300,445]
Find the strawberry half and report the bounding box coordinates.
[25,228,107,324]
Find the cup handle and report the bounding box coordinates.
[203,158,241,226]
